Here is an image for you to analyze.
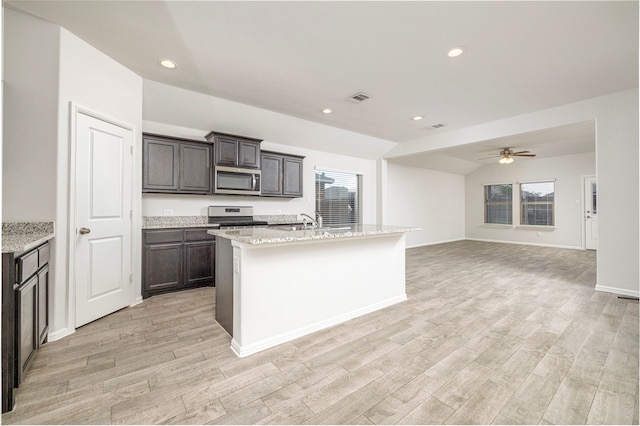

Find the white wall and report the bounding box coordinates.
[141,85,382,225]
[3,9,143,339]
[53,28,143,338]
[385,162,465,248]
[3,9,59,221]
[465,152,595,249]
[385,89,639,297]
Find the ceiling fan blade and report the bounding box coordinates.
[477,155,501,160]
[510,150,531,155]
[512,153,536,157]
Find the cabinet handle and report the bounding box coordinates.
[79,227,91,235]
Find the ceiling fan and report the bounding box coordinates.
[482,148,537,164]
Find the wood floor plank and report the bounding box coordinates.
[2,241,636,425]
[542,375,598,425]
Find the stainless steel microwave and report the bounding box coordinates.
[214,166,261,196]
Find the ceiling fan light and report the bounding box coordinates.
[499,156,514,164]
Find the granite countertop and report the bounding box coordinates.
[2,222,55,253]
[207,224,420,246]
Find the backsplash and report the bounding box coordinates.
[142,214,300,229]
[2,221,55,235]
[142,216,208,229]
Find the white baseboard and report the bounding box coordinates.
[230,294,407,358]
[595,285,640,298]
[406,237,465,249]
[130,295,143,307]
[465,237,583,250]
[47,327,75,342]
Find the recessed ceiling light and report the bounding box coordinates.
[322,108,332,114]
[447,47,464,58]
[412,116,423,121]
[160,59,177,69]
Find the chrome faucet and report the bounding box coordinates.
[315,211,323,228]
[300,213,318,228]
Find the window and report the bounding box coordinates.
[484,184,512,225]
[315,169,362,225]
[520,181,555,226]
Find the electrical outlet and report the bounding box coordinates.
[163,209,173,216]
[536,232,542,237]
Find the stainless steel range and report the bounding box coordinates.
[207,206,268,228]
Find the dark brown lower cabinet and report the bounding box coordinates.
[37,266,49,346]
[2,241,51,413]
[15,275,37,386]
[142,228,216,298]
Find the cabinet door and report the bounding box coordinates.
[283,157,303,197]
[179,143,211,193]
[143,243,183,297]
[185,242,215,288]
[143,137,179,191]
[215,137,238,166]
[37,266,49,346]
[260,153,283,196]
[15,275,37,386]
[238,141,261,169]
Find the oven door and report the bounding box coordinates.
[214,166,261,195]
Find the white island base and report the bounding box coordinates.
[216,230,408,357]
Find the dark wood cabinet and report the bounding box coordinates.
[16,275,37,386]
[260,151,304,198]
[2,241,50,413]
[260,152,283,196]
[142,228,216,298]
[37,266,49,346]
[143,134,212,194]
[205,131,262,169]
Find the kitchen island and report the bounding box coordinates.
[208,224,418,357]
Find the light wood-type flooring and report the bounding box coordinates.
[3,240,638,424]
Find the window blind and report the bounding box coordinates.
[484,184,512,225]
[520,181,555,226]
[315,169,363,226]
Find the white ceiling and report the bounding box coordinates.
[387,120,596,174]
[7,1,637,146]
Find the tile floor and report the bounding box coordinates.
[2,240,638,424]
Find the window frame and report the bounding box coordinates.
[483,183,513,226]
[315,168,363,226]
[519,180,555,227]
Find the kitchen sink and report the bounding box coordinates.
[271,225,352,232]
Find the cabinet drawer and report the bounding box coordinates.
[143,230,184,244]
[16,250,38,284]
[38,243,50,268]
[184,228,217,242]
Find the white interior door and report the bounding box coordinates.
[75,112,133,327]
[584,176,597,250]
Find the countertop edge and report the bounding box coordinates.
[207,226,421,246]
[2,232,55,254]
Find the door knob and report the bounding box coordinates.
[79,227,91,235]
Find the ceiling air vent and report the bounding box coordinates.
[349,92,371,103]
[431,123,445,129]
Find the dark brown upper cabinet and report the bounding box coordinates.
[205,131,262,169]
[260,150,304,198]
[143,133,212,194]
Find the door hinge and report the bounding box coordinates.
[130,210,133,219]
[129,273,133,283]
[130,145,133,155]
